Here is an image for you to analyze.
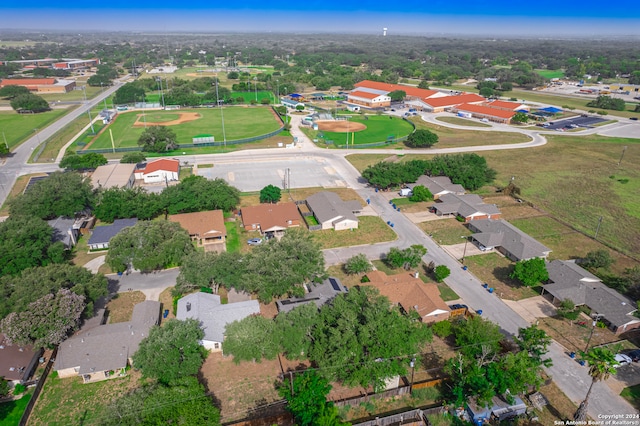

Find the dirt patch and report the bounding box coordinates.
[317,120,367,132]
[133,112,202,127]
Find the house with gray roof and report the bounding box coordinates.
[276,277,348,313]
[305,192,362,231]
[0,334,43,385]
[432,193,501,223]
[55,301,160,383]
[176,292,260,352]
[467,219,551,261]
[542,260,639,334]
[414,176,465,200]
[87,218,137,250]
[47,216,78,249]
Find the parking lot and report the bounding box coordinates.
[544,115,608,130]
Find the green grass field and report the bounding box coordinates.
[0,108,70,149]
[0,391,32,425]
[86,106,281,150]
[312,115,414,147]
[535,69,566,79]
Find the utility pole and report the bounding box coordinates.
[215,76,226,147]
[583,314,602,353]
[617,145,627,166]
[461,236,469,264]
[594,216,603,240]
[82,86,95,134]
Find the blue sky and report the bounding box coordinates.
[2,1,640,35]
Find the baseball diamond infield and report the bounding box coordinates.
[133,112,202,127]
[316,120,367,132]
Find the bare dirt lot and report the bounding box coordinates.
[316,120,367,132]
[133,112,202,127]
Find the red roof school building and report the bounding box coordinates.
[451,103,517,124]
[0,77,76,93]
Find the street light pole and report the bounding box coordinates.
[583,314,602,353]
[100,82,108,110]
[254,77,257,102]
[461,236,469,264]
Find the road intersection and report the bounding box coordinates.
[0,97,637,418]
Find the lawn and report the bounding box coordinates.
[86,106,281,150]
[0,390,33,425]
[314,115,414,147]
[620,384,640,411]
[461,253,539,301]
[418,218,472,246]
[225,220,241,253]
[311,216,397,249]
[435,116,491,127]
[104,291,147,324]
[0,108,70,149]
[37,85,102,103]
[28,369,142,426]
[535,69,566,79]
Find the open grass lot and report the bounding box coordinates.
[225,220,241,253]
[87,106,281,150]
[314,115,414,147]
[312,216,397,249]
[418,218,473,246]
[462,253,539,300]
[435,116,491,127]
[0,390,33,425]
[620,384,640,411]
[534,379,580,425]
[38,85,102,103]
[104,291,147,323]
[0,108,70,149]
[344,153,396,173]
[409,117,531,148]
[29,370,142,426]
[535,69,566,79]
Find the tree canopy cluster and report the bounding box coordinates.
[362,153,496,191]
[59,153,108,171]
[510,257,549,287]
[404,129,438,148]
[385,245,427,270]
[10,93,50,113]
[586,95,626,111]
[176,228,325,302]
[137,125,178,152]
[224,286,432,391]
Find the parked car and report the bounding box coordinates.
[247,238,263,246]
[630,117,638,121]
[626,349,640,362]
[614,353,632,368]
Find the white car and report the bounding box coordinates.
[614,353,632,368]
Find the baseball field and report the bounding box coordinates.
[316,115,414,146]
[85,106,282,150]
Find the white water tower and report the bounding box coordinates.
[383,27,387,36]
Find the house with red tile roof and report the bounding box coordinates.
[168,210,227,252]
[451,103,517,124]
[361,271,450,323]
[134,158,180,184]
[240,202,301,237]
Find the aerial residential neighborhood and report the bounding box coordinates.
[0,24,639,426]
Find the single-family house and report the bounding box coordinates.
[0,334,43,385]
[305,191,361,231]
[240,202,301,237]
[361,271,450,323]
[542,260,640,334]
[55,301,160,383]
[90,163,136,189]
[47,216,79,249]
[168,210,226,252]
[87,218,137,250]
[276,277,348,313]
[468,219,552,261]
[176,292,260,352]
[467,396,527,423]
[431,193,501,222]
[414,176,465,200]
[134,158,180,184]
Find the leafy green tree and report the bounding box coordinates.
[510,257,548,287]
[386,245,427,270]
[0,288,85,348]
[310,286,431,391]
[500,81,513,91]
[344,253,373,275]
[104,377,220,426]
[417,81,430,89]
[279,370,349,426]
[453,315,504,360]
[260,184,282,203]
[133,319,207,385]
[409,185,433,202]
[95,187,162,222]
[176,250,244,295]
[0,85,30,99]
[138,125,178,152]
[10,93,50,112]
[9,171,94,220]
[106,220,195,273]
[434,265,451,282]
[431,319,453,338]
[512,112,529,123]
[0,378,8,397]
[0,216,66,277]
[557,299,580,320]
[113,82,146,105]
[388,90,406,102]
[582,249,614,270]
[120,152,146,164]
[515,325,552,367]
[405,129,439,148]
[161,176,240,214]
[574,348,618,421]
[59,153,107,170]
[424,153,496,191]
[227,71,239,79]
[222,315,280,363]
[0,263,108,319]
[586,95,626,111]
[0,142,8,157]
[275,304,319,360]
